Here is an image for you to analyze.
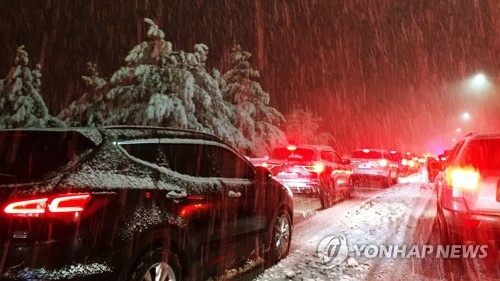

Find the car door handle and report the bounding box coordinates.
[228,191,241,198]
[166,190,187,199]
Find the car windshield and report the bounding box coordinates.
[458,138,500,170]
[270,148,315,161]
[351,150,383,159]
[0,131,95,184]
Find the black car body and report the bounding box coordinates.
[0,126,293,280]
[264,145,353,209]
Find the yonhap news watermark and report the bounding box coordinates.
[317,234,489,267]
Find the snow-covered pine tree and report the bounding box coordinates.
[103,18,250,151]
[58,62,109,127]
[285,109,333,145]
[221,45,286,156]
[0,46,64,128]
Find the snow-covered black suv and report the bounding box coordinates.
[0,127,293,280]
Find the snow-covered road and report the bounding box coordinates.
[251,173,499,281]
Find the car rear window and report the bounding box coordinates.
[0,130,96,184]
[387,152,402,162]
[351,150,383,159]
[458,138,500,170]
[270,148,315,161]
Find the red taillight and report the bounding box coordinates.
[48,194,91,213]
[449,168,480,190]
[312,162,325,173]
[261,162,269,168]
[4,198,47,215]
[3,193,92,219]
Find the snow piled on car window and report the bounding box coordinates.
[102,127,213,141]
[60,140,223,195]
[1,263,112,280]
[75,128,103,146]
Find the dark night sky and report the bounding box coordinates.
[0,0,499,154]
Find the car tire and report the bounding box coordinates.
[382,176,391,188]
[319,190,328,209]
[436,203,459,245]
[319,180,332,209]
[391,171,399,185]
[344,177,354,199]
[265,210,292,267]
[129,247,182,281]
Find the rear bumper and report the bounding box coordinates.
[0,238,114,280]
[273,178,319,195]
[442,208,500,245]
[352,167,389,177]
[351,173,388,182]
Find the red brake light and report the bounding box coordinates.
[449,168,480,190]
[4,198,48,215]
[261,162,269,168]
[48,194,91,213]
[3,193,92,219]
[312,162,325,173]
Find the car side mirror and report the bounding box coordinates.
[425,157,442,183]
[254,166,272,181]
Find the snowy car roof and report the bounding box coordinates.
[98,125,223,143]
[273,144,337,152]
[0,127,103,146]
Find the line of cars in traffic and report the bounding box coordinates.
[248,145,424,210]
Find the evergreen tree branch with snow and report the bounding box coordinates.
[221,45,286,156]
[0,46,64,128]
[285,109,333,145]
[98,18,251,151]
[58,62,109,127]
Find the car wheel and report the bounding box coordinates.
[436,203,459,245]
[265,211,292,266]
[129,247,181,281]
[381,176,391,188]
[391,170,399,184]
[344,178,353,199]
[319,181,331,209]
[328,181,337,206]
[319,190,328,209]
